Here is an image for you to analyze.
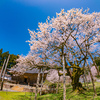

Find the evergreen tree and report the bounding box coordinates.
[0,48,18,69]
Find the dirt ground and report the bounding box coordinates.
[1,82,46,92]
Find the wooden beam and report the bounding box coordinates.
[1,55,10,90]
[0,59,6,81]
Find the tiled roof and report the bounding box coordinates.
[25,68,48,74]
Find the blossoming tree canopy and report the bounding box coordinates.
[27,8,100,92]
[12,52,51,76]
[28,8,100,64]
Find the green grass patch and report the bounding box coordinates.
[0,92,33,100]
[0,82,100,100]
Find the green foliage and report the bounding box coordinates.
[8,54,19,68]
[58,72,63,76]
[96,75,100,78]
[94,57,100,66]
[49,83,57,88]
[94,57,100,74]
[0,48,19,69]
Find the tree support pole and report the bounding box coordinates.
[40,68,44,95]
[1,55,10,91]
[35,68,40,100]
[86,60,97,96]
[62,45,66,100]
[0,59,6,80]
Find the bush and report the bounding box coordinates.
[49,83,57,88]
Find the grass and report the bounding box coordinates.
[0,92,33,100]
[0,82,100,100]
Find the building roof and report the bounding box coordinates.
[25,68,48,74]
[8,67,48,76]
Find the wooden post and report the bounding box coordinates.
[56,71,60,94]
[0,59,6,80]
[34,68,40,100]
[1,55,10,90]
[86,60,97,96]
[40,68,44,95]
[62,45,66,100]
[84,67,89,89]
[83,75,86,87]
[88,51,99,76]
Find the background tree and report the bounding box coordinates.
[0,48,18,69]
[94,57,100,72]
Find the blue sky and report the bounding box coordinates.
[0,0,100,55]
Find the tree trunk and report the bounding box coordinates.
[86,60,97,96]
[35,68,41,100]
[40,68,44,95]
[71,73,83,91]
[71,66,85,92]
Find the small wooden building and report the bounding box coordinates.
[11,68,48,86]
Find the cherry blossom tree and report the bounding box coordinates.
[11,8,100,100]
[27,8,100,99]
